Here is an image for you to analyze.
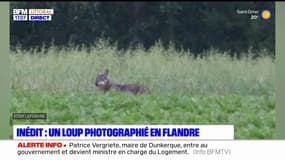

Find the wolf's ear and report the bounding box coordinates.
[105,69,109,75]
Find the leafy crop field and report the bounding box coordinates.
[10,42,275,139]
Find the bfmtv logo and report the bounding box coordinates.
[13,9,28,21]
[12,9,54,22]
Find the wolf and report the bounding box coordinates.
[95,69,151,95]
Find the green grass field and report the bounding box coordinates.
[10,42,275,139]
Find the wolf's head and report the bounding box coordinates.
[95,69,109,87]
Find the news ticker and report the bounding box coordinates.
[12,9,53,21]
[0,140,284,160]
[13,125,234,140]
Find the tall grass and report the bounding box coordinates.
[10,41,275,96]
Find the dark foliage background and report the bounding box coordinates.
[10,2,275,57]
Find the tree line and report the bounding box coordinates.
[10,2,275,57]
